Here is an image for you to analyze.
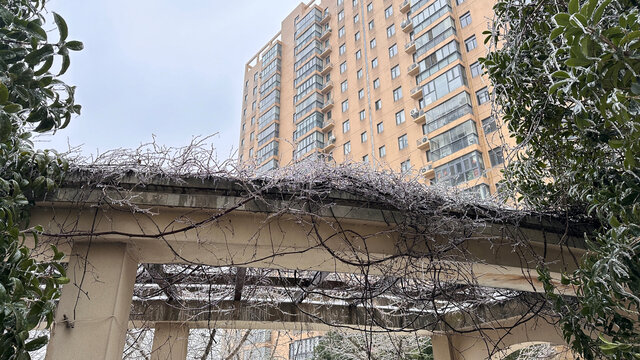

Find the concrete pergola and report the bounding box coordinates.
[29,172,589,359]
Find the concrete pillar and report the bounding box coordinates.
[46,242,138,360]
[151,323,190,360]
[432,335,456,360]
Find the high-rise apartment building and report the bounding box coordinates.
[239,0,507,198]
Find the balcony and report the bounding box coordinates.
[324,136,336,152]
[320,46,332,58]
[411,108,426,124]
[416,135,430,151]
[400,0,410,13]
[401,19,413,33]
[320,27,332,41]
[404,41,416,54]
[408,63,419,76]
[320,12,331,25]
[322,120,335,132]
[320,62,333,75]
[410,86,423,99]
[420,164,435,179]
[322,99,334,112]
[321,81,333,94]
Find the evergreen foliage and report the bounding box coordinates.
[482,0,640,357]
[0,0,81,358]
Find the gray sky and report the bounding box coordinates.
[38,0,303,159]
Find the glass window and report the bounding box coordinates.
[482,116,497,133]
[343,119,350,132]
[465,35,477,51]
[377,122,384,133]
[341,80,348,92]
[393,87,403,101]
[395,110,405,125]
[427,120,478,161]
[344,141,351,155]
[356,49,362,59]
[337,0,343,4]
[363,154,369,162]
[489,147,505,166]
[375,99,382,109]
[373,78,380,88]
[385,5,393,18]
[369,20,375,29]
[358,88,364,99]
[250,131,254,141]
[359,110,366,120]
[433,151,485,187]
[342,99,349,112]
[357,68,364,79]
[354,14,359,23]
[361,131,367,142]
[476,87,490,104]
[387,24,396,37]
[391,65,400,79]
[470,61,482,77]
[339,26,345,38]
[340,61,347,73]
[460,11,472,27]
[338,10,344,21]
[370,38,377,48]
[419,65,467,107]
[367,2,373,11]
[389,43,398,58]
[355,31,361,41]
[339,43,346,55]
[379,145,386,157]
[352,0,357,6]
[401,159,411,173]
[398,134,408,150]
[456,0,465,4]
[372,57,378,68]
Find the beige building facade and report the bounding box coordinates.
[239,0,508,198]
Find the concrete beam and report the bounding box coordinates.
[129,296,545,334]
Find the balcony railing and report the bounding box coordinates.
[400,0,410,13]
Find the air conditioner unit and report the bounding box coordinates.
[468,136,478,144]
[419,136,429,145]
[420,164,433,173]
[328,136,336,143]
[410,109,420,118]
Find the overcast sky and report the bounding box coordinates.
[37,0,303,160]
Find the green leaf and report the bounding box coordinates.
[0,82,8,104]
[554,13,570,26]
[608,139,624,148]
[550,27,564,40]
[52,12,68,42]
[3,103,22,113]
[592,0,612,23]
[65,40,84,51]
[58,54,70,76]
[620,30,640,46]
[33,56,53,76]
[24,44,54,66]
[24,336,48,351]
[565,57,592,67]
[26,20,47,41]
[568,0,579,14]
[552,71,571,79]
